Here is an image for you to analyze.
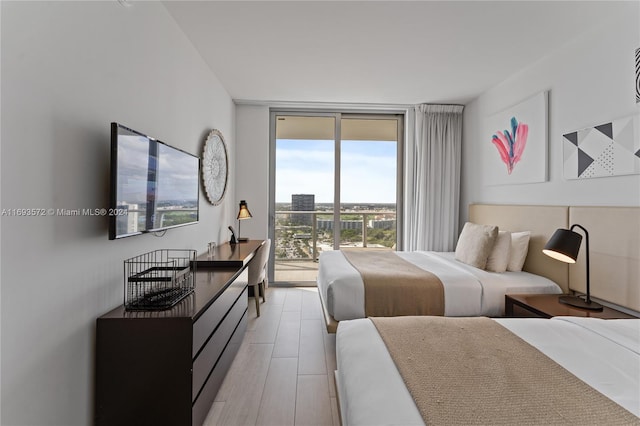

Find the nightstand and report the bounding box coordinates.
[505,294,637,319]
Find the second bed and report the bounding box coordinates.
[318,250,561,321]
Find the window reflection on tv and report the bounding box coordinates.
[109,123,199,240]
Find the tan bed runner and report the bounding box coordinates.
[370,316,638,425]
[342,250,444,317]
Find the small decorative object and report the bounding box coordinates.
[485,91,548,185]
[543,225,603,311]
[124,249,196,311]
[207,242,217,258]
[228,225,237,244]
[202,129,229,205]
[562,115,640,179]
[635,47,639,103]
[236,200,252,242]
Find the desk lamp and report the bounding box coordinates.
[236,200,252,243]
[543,224,603,311]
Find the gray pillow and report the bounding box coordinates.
[455,222,499,269]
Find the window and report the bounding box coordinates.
[270,112,403,284]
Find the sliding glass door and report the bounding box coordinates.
[339,118,399,250]
[273,114,336,284]
[270,112,403,284]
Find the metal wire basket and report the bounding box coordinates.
[124,249,196,311]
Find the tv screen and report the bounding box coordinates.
[109,123,199,240]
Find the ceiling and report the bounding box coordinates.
[163,1,624,105]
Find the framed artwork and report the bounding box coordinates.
[636,47,639,104]
[562,115,640,179]
[485,91,548,185]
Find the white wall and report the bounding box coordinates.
[460,2,640,223]
[1,2,234,425]
[0,2,3,423]
[235,105,270,241]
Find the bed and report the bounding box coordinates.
[318,204,570,331]
[318,250,561,320]
[336,316,640,425]
[334,205,640,425]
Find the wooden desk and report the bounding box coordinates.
[505,294,637,319]
[194,239,265,269]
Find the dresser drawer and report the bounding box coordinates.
[192,269,248,355]
[192,286,248,399]
[192,310,247,426]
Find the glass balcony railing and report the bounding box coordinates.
[274,210,397,262]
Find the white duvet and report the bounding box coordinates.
[318,250,562,320]
[336,317,640,426]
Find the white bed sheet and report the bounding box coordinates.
[318,250,561,320]
[336,317,640,426]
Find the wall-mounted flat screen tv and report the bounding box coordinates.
[109,123,199,240]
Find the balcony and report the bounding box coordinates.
[274,210,396,284]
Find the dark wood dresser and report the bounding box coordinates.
[95,240,264,426]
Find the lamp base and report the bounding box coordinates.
[558,295,603,311]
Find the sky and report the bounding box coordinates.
[275,139,397,204]
[117,135,198,204]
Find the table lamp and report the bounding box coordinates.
[542,224,603,311]
[236,200,252,243]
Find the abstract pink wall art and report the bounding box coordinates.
[484,91,547,185]
[491,117,529,174]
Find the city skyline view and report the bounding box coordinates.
[275,138,397,204]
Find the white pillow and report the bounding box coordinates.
[507,231,531,272]
[455,222,499,269]
[485,231,511,273]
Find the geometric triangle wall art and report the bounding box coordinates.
[636,47,639,103]
[562,114,640,179]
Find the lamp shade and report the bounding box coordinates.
[542,228,582,264]
[542,224,602,311]
[237,200,252,220]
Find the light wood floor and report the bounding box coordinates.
[203,287,340,426]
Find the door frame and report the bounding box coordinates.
[268,109,404,284]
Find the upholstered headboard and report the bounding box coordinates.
[469,204,570,292]
[569,206,640,312]
[468,204,640,312]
